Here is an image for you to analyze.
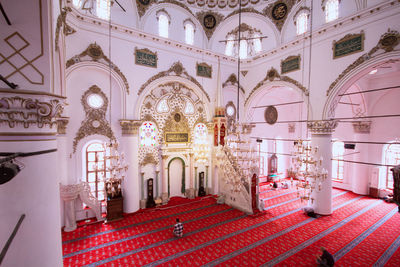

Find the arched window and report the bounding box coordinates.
[225,36,234,56]
[332,140,344,180]
[296,12,308,35]
[96,0,110,20]
[184,100,195,115]
[157,12,169,38]
[239,40,248,59]
[140,122,157,147]
[253,33,262,54]
[384,143,400,189]
[325,0,339,23]
[85,142,108,201]
[184,21,195,45]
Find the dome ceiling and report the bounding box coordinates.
[177,0,266,10]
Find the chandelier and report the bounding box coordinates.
[291,139,328,203]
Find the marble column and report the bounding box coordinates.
[161,154,169,204]
[194,166,198,196]
[155,170,160,198]
[206,165,210,194]
[119,120,141,213]
[351,121,372,195]
[186,152,195,199]
[308,120,338,215]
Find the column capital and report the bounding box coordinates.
[307,120,338,135]
[119,119,142,135]
[352,121,371,134]
[161,154,169,160]
[57,116,69,134]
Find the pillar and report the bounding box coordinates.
[194,166,198,196]
[206,165,210,194]
[161,154,169,203]
[351,122,372,195]
[155,170,160,198]
[308,120,338,215]
[186,153,195,199]
[119,120,141,213]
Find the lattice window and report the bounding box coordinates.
[184,100,195,115]
[96,0,110,20]
[85,142,109,201]
[384,143,400,189]
[332,140,344,180]
[140,122,157,147]
[156,98,169,113]
[325,0,339,23]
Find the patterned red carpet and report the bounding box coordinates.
[62,188,400,266]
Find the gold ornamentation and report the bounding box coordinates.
[196,62,212,78]
[163,110,190,134]
[222,74,245,93]
[245,67,308,105]
[0,94,64,129]
[73,85,115,152]
[326,29,400,101]
[227,23,261,36]
[332,31,365,59]
[196,11,224,40]
[55,7,75,51]
[57,116,69,134]
[119,119,142,135]
[66,43,130,94]
[135,47,158,68]
[138,62,210,101]
[307,120,338,134]
[141,153,157,166]
[352,121,371,134]
[0,0,44,85]
[136,0,156,17]
[225,7,264,20]
[264,0,296,31]
[378,29,400,52]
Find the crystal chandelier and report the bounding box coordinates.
[291,139,328,203]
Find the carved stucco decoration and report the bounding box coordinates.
[307,120,338,134]
[141,153,158,166]
[227,23,261,36]
[352,121,371,134]
[326,29,400,117]
[183,0,261,9]
[73,85,115,153]
[55,7,75,51]
[138,61,209,101]
[222,74,245,93]
[196,11,224,40]
[119,119,142,135]
[163,109,190,134]
[136,0,157,17]
[0,95,64,129]
[57,116,70,134]
[288,122,295,133]
[264,0,297,32]
[245,67,308,105]
[66,43,130,94]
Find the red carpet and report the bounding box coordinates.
[62,188,400,266]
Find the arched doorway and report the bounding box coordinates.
[168,157,185,197]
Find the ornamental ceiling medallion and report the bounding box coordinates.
[378,29,400,52]
[196,11,224,40]
[264,0,297,32]
[163,108,190,134]
[66,43,130,94]
[73,85,115,152]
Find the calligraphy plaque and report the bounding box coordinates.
[333,32,364,59]
[135,47,157,68]
[272,2,288,21]
[196,62,212,78]
[203,14,216,29]
[281,55,300,74]
[165,132,189,143]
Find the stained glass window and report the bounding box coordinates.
[332,140,344,180]
[140,122,157,147]
[384,143,400,189]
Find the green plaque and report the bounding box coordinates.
[165,132,189,143]
[135,47,157,68]
[333,32,364,59]
[196,62,212,78]
[281,55,300,74]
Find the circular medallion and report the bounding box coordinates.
[87,94,104,109]
[138,0,150,5]
[92,120,100,128]
[174,113,181,122]
[203,14,216,29]
[264,106,278,125]
[272,2,288,21]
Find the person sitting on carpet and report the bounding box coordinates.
[173,218,184,237]
[315,247,335,266]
